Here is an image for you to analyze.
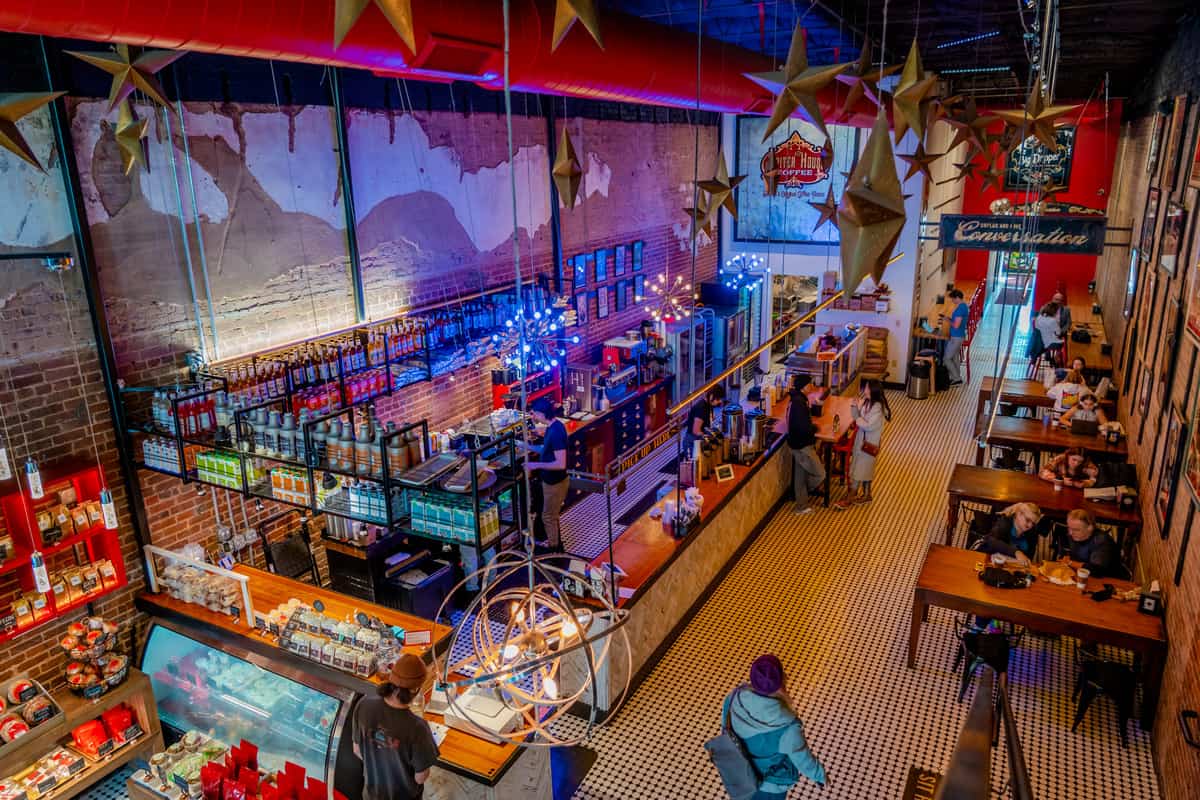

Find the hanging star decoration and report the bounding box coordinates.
[552,0,603,51]
[941,96,995,156]
[552,126,583,209]
[114,101,150,176]
[762,149,781,197]
[979,161,1005,193]
[0,92,65,171]
[991,87,1080,152]
[837,107,907,290]
[750,23,853,144]
[898,142,944,182]
[697,153,746,219]
[835,39,900,120]
[67,44,183,113]
[891,39,939,146]
[684,193,715,240]
[808,186,839,233]
[333,0,417,52]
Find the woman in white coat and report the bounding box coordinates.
[835,379,891,509]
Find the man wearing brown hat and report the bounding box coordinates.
[353,653,439,799]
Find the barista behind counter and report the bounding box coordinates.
[683,384,726,453]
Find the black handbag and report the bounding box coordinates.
[1071,328,1092,343]
[979,567,1032,589]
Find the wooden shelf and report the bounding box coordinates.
[0,669,163,791]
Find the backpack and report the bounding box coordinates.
[705,690,759,800]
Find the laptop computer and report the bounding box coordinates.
[1071,417,1100,436]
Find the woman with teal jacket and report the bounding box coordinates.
[728,655,827,796]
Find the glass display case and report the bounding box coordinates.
[139,619,356,790]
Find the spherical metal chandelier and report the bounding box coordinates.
[490,297,580,375]
[643,267,695,324]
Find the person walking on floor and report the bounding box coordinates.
[786,374,826,515]
[943,289,969,386]
[835,379,891,510]
[727,654,827,798]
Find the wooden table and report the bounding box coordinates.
[945,463,1143,544]
[976,377,1115,420]
[813,394,856,506]
[975,415,1128,466]
[908,544,1166,726]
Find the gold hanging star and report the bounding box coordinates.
[552,0,603,51]
[941,96,995,155]
[892,39,938,146]
[114,101,150,176]
[0,92,65,171]
[684,194,715,240]
[752,24,853,143]
[838,107,906,293]
[697,153,746,219]
[835,39,900,120]
[334,0,417,52]
[808,186,838,233]
[979,162,1005,193]
[991,88,1080,152]
[762,149,781,196]
[67,44,183,113]
[898,143,944,182]
[552,125,583,209]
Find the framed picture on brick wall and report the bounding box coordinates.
[1191,110,1200,189]
[1140,188,1160,263]
[615,280,629,312]
[594,248,610,282]
[614,245,627,276]
[1162,95,1190,192]
[1156,404,1188,534]
[597,286,609,319]
[573,256,587,289]
[575,292,590,325]
[1147,110,1167,177]
[1186,201,1200,344]
[634,275,646,303]
[1160,201,1186,277]
[632,241,644,271]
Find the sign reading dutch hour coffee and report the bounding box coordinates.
[1004,126,1075,190]
[939,214,1107,255]
[734,115,859,244]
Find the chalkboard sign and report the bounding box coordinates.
[1004,126,1075,190]
[97,739,115,758]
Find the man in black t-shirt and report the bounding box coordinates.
[527,398,569,550]
[683,384,725,454]
[786,374,825,513]
[353,654,438,800]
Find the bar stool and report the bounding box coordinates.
[1073,646,1137,747]
[953,619,1022,702]
[1027,343,1064,381]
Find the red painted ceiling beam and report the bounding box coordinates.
[0,0,884,124]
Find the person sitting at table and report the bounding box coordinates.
[982,502,1044,566]
[1040,447,1099,488]
[1035,303,1064,352]
[1045,369,1087,414]
[1052,291,1073,337]
[1061,508,1122,578]
[1058,392,1108,429]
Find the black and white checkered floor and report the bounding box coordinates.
[560,302,1160,800]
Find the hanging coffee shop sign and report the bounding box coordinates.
[1004,126,1076,190]
[939,214,1107,255]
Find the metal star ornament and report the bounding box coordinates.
[808,186,838,233]
[898,142,944,182]
[0,92,65,171]
[114,101,150,176]
[684,194,715,240]
[552,126,583,209]
[837,108,906,293]
[979,163,1005,193]
[552,0,604,51]
[67,44,183,113]
[750,24,853,143]
[991,88,1080,151]
[334,0,416,52]
[892,39,938,146]
[697,153,746,219]
[941,97,995,155]
[836,39,900,119]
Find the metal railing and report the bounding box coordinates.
[935,667,1034,800]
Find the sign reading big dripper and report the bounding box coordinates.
[1004,126,1075,190]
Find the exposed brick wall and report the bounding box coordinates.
[1094,13,1200,799]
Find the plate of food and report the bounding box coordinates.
[1038,559,1076,586]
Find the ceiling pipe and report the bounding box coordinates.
[0,0,884,124]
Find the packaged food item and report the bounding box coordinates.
[56,486,77,506]
[98,561,118,589]
[100,703,134,741]
[6,680,35,705]
[22,696,54,725]
[0,714,30,742]
[29,592,50,621]
[0,534,13,561]
[85,501,104,526]
[70,719,108,756]
[81,565,100,595]
[12,597,32,627]
[70,506,90,532]
[52,505,74,538]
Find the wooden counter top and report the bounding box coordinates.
[138,567,524,784]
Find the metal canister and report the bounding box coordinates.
[721,403,744,441]
[744,408,768,457]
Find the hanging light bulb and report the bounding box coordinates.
[24,458,43,499]
[99,487,119,530]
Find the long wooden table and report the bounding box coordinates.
[975,377,1116,420]
[908,544,1166,726]
[975,415,1128,465]
[945,463,1143,545]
